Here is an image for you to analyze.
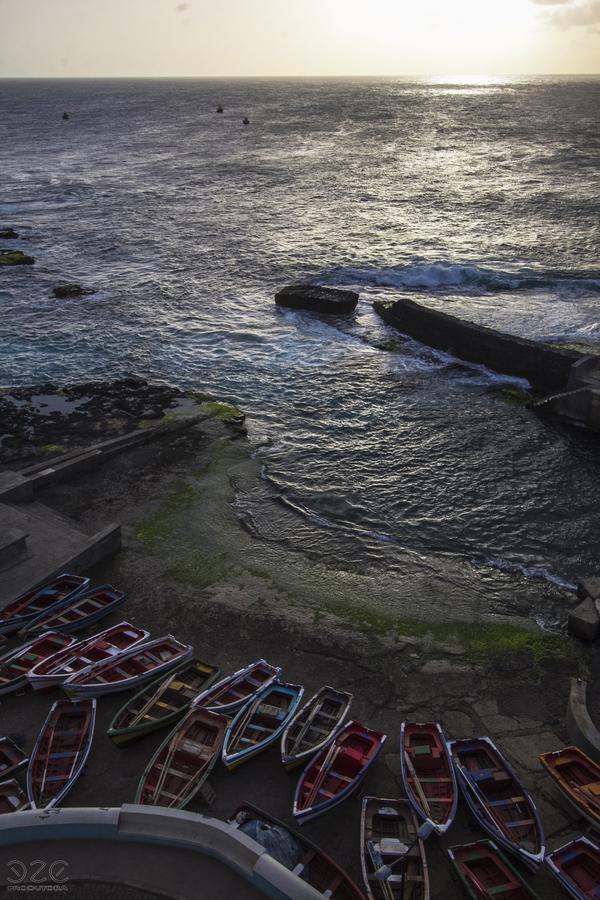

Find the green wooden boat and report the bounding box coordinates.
[107,658,219,746]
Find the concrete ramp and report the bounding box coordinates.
[0,805,324,900]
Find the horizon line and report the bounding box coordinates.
[1,72,600,80]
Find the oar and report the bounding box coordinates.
[304,743,341,810]
[404,750,433,819]
[131,674,175,726]
[287,697,327,756]
[228,697,259,752]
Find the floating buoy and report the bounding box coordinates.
[242,117,250,126]
[216,105,223,113]
[62,112,69,120]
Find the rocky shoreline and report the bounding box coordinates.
[0,377,243,469]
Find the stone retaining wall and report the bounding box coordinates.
[374,297,583,392]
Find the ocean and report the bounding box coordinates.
[1,76,599,624]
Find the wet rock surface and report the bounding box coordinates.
[0,249,34,266]
[52,283,96,299]
[275,284,359,314]
[0,377,217,469]
[0,228,18,240]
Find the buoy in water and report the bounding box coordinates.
[243,117,250,125]
[217,105,224,113]
[62,112,69,120]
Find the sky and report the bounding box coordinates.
[0,0,599,77]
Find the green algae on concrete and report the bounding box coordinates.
[166,552,230,590]
[200,400,245,423]
[0,249,34,266]
[134,481,195,550]
[319,597,585,678]
[41,444,66,454]
[492,387,533,405]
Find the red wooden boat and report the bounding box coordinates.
[27,622,149,691]
[63,635,193,698]
[136,706,227,808]
[400,721,458,835]
[0,737,28,778]
[0,574,89,635]
[294,720,387,823]
[0,631,77,695]
[27,698,96,809]
[539,746,600,830]
[546,835,600,899]
[231,803,367,899]
[448,840,539,899]
[21,584,125,636]
[0,779,29,814]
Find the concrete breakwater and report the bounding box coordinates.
[373,297,586,393]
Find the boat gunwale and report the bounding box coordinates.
[447,838,541,900]
[222,681,304,769]
[0,575,90,635]
[20,584,125,637]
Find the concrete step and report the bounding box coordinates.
[0,527,28,569]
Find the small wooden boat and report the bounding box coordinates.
[361,797,430,900]
[107,658,220,746]
[135,706,227,808]
[27,698,96,808]
[0,574,89,635]
[222,681,304,770]
[231,803,367,899]
[400,721,458,835]
[539,746,600,829]
[448,840,539,899]
[546,835,600,899]
[0,737,28,778]
[193,659,281,716]
[0,631,77,695]
[27,622,149,692]
[294,720,387,823]
[21,584,125,636]
[63,635,193,698]
[0,778,29,814]
[281,685,353,770]
[449,737,545,870]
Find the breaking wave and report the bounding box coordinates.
[318,262,600,295]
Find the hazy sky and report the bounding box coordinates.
[1,0,599,77]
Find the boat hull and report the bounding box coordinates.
[449,736,545,871]
[361,797,430,900]
[281,685,353,770]
[27,698,96,809]
[63,636,193,698]
[0,575,90,636]
[400,721,458,836]
[294,720,387,824]
[21,585,125,637]
[448,839,540,900]
[107,659,220,746]
[193,659,282,716]
[546,835,600,900]
[222,682,304,770]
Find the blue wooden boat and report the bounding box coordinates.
[0,574,89,635]
[21,585,125,636]
[448,736,545,870]
[400,721,458,836]
[222,681,304,770]
[546,835,600,899]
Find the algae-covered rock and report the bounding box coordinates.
[275,284,359,315]
[0,228,18,240]
[0,249,34,266]
[492,386,532,406]
[52,283,94,299]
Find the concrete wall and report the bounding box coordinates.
[374,298,583,393]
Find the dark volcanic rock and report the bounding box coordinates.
[52,283,95,299]
[0,249,34,266]
[275,284,359,315]
[0,228,18,240]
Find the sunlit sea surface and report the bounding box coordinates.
[1,77,599,622]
